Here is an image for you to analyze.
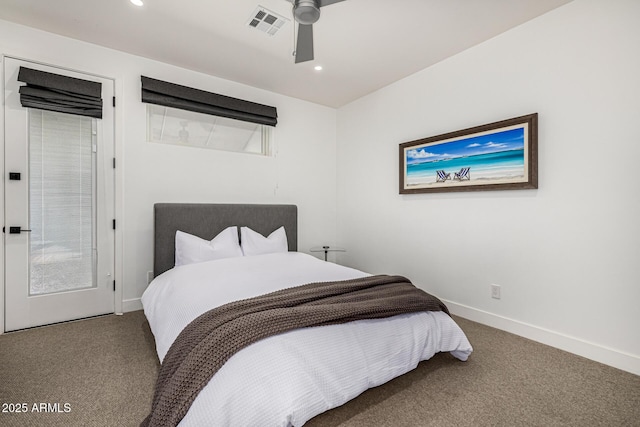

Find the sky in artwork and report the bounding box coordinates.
[406,127,525,164]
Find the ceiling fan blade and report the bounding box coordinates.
[318,0,345,7]
[295,24,314,63]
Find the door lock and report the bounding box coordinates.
[9,172,21,180]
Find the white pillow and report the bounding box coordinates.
[240,226,288,256]
[175,227,243,267]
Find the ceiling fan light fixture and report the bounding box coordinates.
[291,0,345,64]
[293,0,320,25]
[130,0,144,6]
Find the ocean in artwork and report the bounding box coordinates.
[405,127,526,187]
[406,149,525,185]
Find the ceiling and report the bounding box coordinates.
[0,0,572,108]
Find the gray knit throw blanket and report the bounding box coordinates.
[141,274,449,427]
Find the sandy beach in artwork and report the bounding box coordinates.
[405,165,526,188]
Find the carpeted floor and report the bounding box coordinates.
[0,311,158,427]
[0,311,638,426]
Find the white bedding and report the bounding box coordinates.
[142,252,473,427]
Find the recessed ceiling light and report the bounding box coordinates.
[130,0,144,6]
[314,65,323,71]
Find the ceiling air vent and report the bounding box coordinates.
[247,6,289,36]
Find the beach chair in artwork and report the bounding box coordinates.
[436,170,451,182]
[454,167,471,181]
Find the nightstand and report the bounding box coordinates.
[310,246,346,261]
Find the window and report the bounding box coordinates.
[147,104,272,156]
[29,109,96,294]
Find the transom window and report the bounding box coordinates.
[147,105,272,156]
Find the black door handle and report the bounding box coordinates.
[8,226,32,234]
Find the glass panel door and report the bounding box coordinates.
[3,57,115,332]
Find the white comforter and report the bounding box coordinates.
[142,252,473,427]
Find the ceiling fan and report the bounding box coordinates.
[289,0,346,63]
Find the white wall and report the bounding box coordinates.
[336,0,640,375]
[0,19,338,314]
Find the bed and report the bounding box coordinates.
[141,203,473,426]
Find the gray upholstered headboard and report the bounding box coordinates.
[154,203,298,277]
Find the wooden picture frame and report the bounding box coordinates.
[399,113,538,194]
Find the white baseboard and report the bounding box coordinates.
[443,299,640,377]
[122,298,143,313]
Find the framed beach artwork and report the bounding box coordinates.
[399,113,538,194]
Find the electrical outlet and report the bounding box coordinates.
[147,271,154,284]
[491,284,501,299]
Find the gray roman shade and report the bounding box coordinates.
[141,76,278,126]
[17,67,103,119]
